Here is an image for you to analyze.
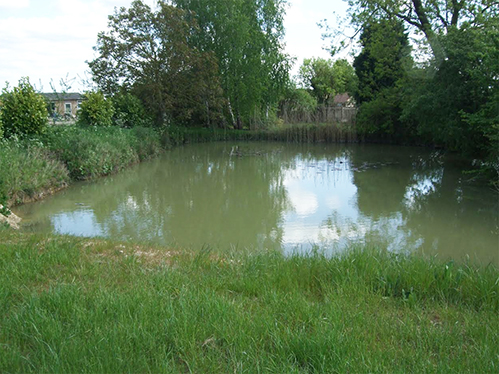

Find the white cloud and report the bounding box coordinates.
[0,0,29,9]
[0,0,343,90]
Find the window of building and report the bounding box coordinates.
[65,103,71,114]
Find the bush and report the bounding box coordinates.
[112,92,153,128]
[78,91,115,127]
[0,77,48,137]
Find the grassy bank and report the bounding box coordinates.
[0,126,163,206]
[1,122,355,208]
[0,230,497,373]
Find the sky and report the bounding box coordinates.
[0,0,351,92]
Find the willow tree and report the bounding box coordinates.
[88,0,224,126]
[173,0,291,128]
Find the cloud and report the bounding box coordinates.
[0,0,29,9]
[0,0,160,90]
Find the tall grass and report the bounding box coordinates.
[0,140,69,205]
[43,126,163,180]
[0,231,497,373]
[165,122,357,145]
[0,126,163,207]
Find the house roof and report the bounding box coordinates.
[42,92,84,101]
[333,93,351,104]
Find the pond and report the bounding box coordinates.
[14,142,498,265]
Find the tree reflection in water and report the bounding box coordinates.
[14,143,498,264]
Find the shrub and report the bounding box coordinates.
[78,91,115,127]
[112,92,153,128]
[0,77,48,137]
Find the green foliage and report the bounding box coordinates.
[404,22,499,158]
[462,90,499,185]
[281,88,318,112]
[173,0,291,128]
[299,58,357,105]
[0,106,3,139]
[0,77,48,138]
[338,0,496,63]
[78,91,114,127]
[43,126,161,180]
[89,1,224,127]
[299,58,335,104]
[354,19,413,140]
[112,92,152,128]
[0,138,68,206]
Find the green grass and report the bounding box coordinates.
[42,125,163,180]
[0,230,497,373]
[0,140,69,205]
[165,122,357,145]
[0,126,163,207]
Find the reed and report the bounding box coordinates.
[0,126,163,208]
[164,122,357,145]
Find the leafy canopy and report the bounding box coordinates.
[88,0,223,127]
[353,19,413,138]
[337,0,498,62]
[298,58,357,105]
[78,91,115,127]
[173,0,291,128]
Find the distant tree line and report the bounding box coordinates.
[0,0,496,182]
[88,0,290,129]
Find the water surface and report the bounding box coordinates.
[14,142,498,264]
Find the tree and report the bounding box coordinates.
[88,0,224,127]
[404,18,499,156]
[298,58,357,105]
[78,91,115,127]
[173,0,291,128]
[0,106,3,139]
[279,86,318,123]
[299,58,335,105]
[336,0,498,64]
[0,77,48,138]
[112,92,152,128]
[353,19,413,138]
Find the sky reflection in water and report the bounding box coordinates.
[14,142,498,265]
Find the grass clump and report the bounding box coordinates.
[0,125,163,208]
[43,126,162,180]
[0,231,497,373]
[0,139,68,205]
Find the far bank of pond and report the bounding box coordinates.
[14,141,498,266]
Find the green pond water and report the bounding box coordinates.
[14,142,499,265]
